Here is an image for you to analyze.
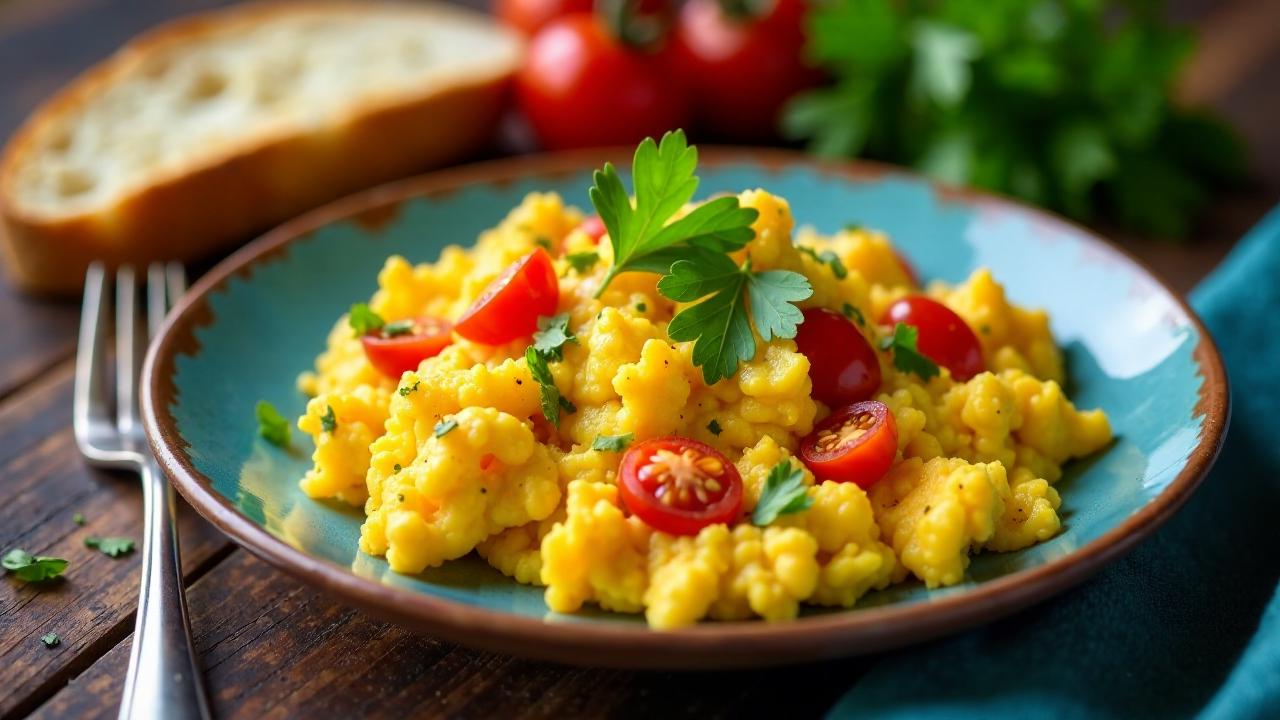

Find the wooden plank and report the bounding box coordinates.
[0,362,231,719]
[0,275,78,400]
[32,550,869,720]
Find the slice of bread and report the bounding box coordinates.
[0,1,523,294]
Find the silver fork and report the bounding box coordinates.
[74,263,212,720]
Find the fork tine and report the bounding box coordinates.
[147,263,167,339]
[166,262,187,307]
[74,263,111,454]
[116,266,140,436]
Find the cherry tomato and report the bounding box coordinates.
[667,0,822,141]
[360,316,453,378]
[494,0,593,35]
[618,436,744,536]
[455,248,560,345]
[880,296,984,381]
[799,401,898,487]
[578,214,607,243]
[794,308,882,406]
[517,14,689,150]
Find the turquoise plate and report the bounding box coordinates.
[142,150,1228,668]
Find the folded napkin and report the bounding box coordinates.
[829,206,1280,719]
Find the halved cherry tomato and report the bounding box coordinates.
[455,248,559,345]
[360,316,453,378]
[880,296,984,381]
[618,436,743,536]
[578,214,607,243]
[494,0,593,35]
[794,308,881,406]
[799,401,897,488]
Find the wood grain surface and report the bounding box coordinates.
[0,0,1277,718]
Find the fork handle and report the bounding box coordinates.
[119,455,212,720]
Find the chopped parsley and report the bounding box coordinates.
[72,513,84,526]
[532,313,577,362]
[534,236,553,251]
[398,381,421,397]
[752,461,813,526]
[844,223,865,233]
[841,302,866,326]
[591,433,634,452]
[660,255,812,384]
[635,302,647,313]
[347,303,384,336]
[796,245,849,279]
[320,405,338,433]
[84,537,134,558]
[590,130,759,297]
[41,632,60,647]
[879,323,941,380]
[393,463,402,474]
[383,319,415,337]
[255,400,291,447]
[525,347,575,428]
[2,549,68,582]
[565,251,600,275]
[434,418,458,438]
[706,419,723,436]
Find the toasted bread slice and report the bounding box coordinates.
[0,1,523,294]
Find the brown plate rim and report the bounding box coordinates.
[141,147,1230,669]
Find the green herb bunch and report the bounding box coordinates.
[784,0,1243,237]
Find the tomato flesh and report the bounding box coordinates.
[881,296,984,381]
[799,401,898,488]
[618,437,743,536]
[494,0,593,35]
[455,248,559,345]
[360,316,453,378]
[578,214,607,243]
[517,14,689,150]
[795,308,882,406]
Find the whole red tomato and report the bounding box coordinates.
[668,0,822,141]
[517,14,688,150]
[494,0,594,35]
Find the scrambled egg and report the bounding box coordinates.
[295,189,1112,628]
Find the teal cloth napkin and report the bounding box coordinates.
[829,206,1280,719]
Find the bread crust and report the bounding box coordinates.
[0,1,523,295]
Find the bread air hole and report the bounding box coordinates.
[46,129,73,153]
[187,70,228,101]
[55,167,95,197]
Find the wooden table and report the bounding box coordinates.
[2,1,1277,717]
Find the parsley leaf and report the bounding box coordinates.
[532,313,577,362]
[591,130,759,295]
[880,323,940,380]
[348,303,384,336]
[3,549,68,582]
[41,632,60,647]
[321,405,337,433]
[525,347,575,428]
[661,256,812,384]
[72,513,84,526]
[706,419,723,436]
[255,401,291,447]
[398,381,420,397]
[591,433,634,452]
[84,537,134,558]
[383,319,415,337]
[565,251,600,274]
[797,245,848,279]
[434,418,458,438]
[841,302,866,326]
[752,461,813,526]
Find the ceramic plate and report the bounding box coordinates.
[142,150,1228,668]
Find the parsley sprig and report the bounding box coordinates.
[525,346,575,428]
[84,536,135,558]
[531,313,577,361]
[348,303,384,336]
[590,130,759,296]
[3,549,68,583]
[880,323,940,380]
[591,433,634,452]
[660,256,812,384]
[752,461,814,526]
[255,400,291,447]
